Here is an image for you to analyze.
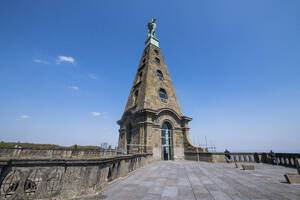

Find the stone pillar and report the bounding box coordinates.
[254,153,261,163]
[142,123,147,153]
[141,157,146,167]
[172,130,184,160]
[118,129,126,154]
[145,122,152,154]
[119,160,128,177]
[139,124,144,153]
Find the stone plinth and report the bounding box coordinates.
[235,163,242,168]
[285,174,300,184]
[242,164,255,170]
[284,159,300,184]
[145,36,159,47]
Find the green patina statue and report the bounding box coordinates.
[147,18,157,39]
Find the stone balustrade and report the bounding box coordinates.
[228,152,258,163]
[274,153,300,168]
[184,152,260,163]
[0,153,152,199]
[184,151,300,168]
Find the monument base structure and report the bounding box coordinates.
[117,18,206,160]
[117,108,205,160]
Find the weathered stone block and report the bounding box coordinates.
[242,165,255,170]
[235,163,242,168]
[284,174,300,184]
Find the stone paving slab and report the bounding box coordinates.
[75,161,300,200]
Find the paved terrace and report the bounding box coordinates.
[76,161,300,200]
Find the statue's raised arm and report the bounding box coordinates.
[147,18,157,39]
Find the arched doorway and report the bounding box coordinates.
[126,123,132,154]
[161,122,172,160]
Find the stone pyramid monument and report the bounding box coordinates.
[117,18,204,160]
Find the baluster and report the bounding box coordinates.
[246,155,250,162]
[280,157,283,165]
[286,157,290,166]
[288,157,292,167]
[290,158,295,167]
[239,155,243,162]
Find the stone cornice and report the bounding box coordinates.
[118,107,192,126]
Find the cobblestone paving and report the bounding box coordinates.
[77,161,300,200]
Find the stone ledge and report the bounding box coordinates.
[0,153,152,167]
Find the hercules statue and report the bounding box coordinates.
[147,18,157,39]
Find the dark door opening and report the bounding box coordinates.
[161,122,172,160]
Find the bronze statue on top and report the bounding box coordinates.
[147,18,157,39]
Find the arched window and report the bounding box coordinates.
[159,88,167,102]
[156,70,163,80]
[155,57,160,65]
[154,49,159,55]
[143,49,148,57]
[134,90,139,104]
[161,122,172,160]
[138,72,143,82]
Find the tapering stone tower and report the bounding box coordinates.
[117,18,202,160]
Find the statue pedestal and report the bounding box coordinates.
[145,37,159,48]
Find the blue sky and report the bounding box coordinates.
[0,1,299,152]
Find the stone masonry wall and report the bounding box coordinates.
[0,154,152,199]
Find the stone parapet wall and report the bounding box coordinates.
[0,153,152,199]
[184,152,213,162]
[0,147,117,159]
[274,153,300,168]
[185,152,300,168]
